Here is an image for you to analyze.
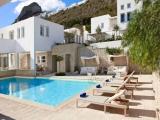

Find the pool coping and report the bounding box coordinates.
[0,76,101,111]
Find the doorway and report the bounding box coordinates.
[52,55,57,73]
[65,54,71,72]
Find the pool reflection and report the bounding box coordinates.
[0,77,52,95]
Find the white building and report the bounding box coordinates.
[91,14,117,35]
[0,16,64,74]
[117,0,143,31]
[64,26,90,44]
[64,27,83,44]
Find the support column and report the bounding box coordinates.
[30,50,36,76]
[16,53,19,70]
[0,53,2,71]
[1,54,4,70]
[8,53,11,69]
[7,53,9,70]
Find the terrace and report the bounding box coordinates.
[0,75,157,120]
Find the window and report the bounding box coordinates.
[101,23,104,29]
[127,3,131,8]
[127,12,132,21]
[40,25,44,36]
[21,27,25,38]
[37,56,46,63]
[41,56,46,63]
[120,13,125,23]
[9,31,14,40]
[46,26,49,37]
[17,28,20,39]
[121,5,124,10]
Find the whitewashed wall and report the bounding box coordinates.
[0,17,35,52]
[0,16,64,69]
[34,17,64,51]
[0,39,16,53]
[90,40,122,49]
[117,0,143,30]
[91,15,117,34]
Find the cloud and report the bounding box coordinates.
[11,0,66,14]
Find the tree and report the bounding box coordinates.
[94,26,105,42]
[122,0,160,71]
[96,26,102,34]
[64,32,75,43]
[113,24,120,40]
[56,56,63,73]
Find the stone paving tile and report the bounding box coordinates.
[0,75,156,120]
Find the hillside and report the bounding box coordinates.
[48,0,117,30]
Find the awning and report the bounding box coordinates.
[80,55,100,66]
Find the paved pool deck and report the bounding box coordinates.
[0,75,156,120]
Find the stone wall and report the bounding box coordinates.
[52,44,81,73]
[0,70,35,77]
[15,70,35,76]
[0,70,15,77]
[79,47,110,68]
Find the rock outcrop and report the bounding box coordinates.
[14,2,42,23]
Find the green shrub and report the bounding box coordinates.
[55,72,66,76]
[106,48,123,55]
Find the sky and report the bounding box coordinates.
[0,0,81,28]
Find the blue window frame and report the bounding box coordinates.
[127,12,131,21]
[120,13,125,23]
[127,3,131,8]
[121,5,124,10]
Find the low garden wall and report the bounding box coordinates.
[0,70,16,77]
[0,70,35,77]
[15,70,35,76]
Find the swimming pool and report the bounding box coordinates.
[0,77,95,107]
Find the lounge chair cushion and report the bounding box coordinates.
[79,95,109,104]
[80,93,87,98]
[96,84,102,88]
[95,86,118,93]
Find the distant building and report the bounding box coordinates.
[91,14,117,35]
[64,27,83,44]
[64,26,89,44]
[117,0,143,31]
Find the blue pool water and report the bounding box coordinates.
[0,77,95,106]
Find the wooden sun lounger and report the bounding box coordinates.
[94,72,135,99]
[104,71,135,86]
[77,90,129,116]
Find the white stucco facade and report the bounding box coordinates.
[91,14,117,35]
[64,27,83,44]
[0,16,64,70]
[90,40,122,49]
[117,0,143,30]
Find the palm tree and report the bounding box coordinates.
[113,25,120,40]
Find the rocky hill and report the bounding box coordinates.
[48,0,117,30]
